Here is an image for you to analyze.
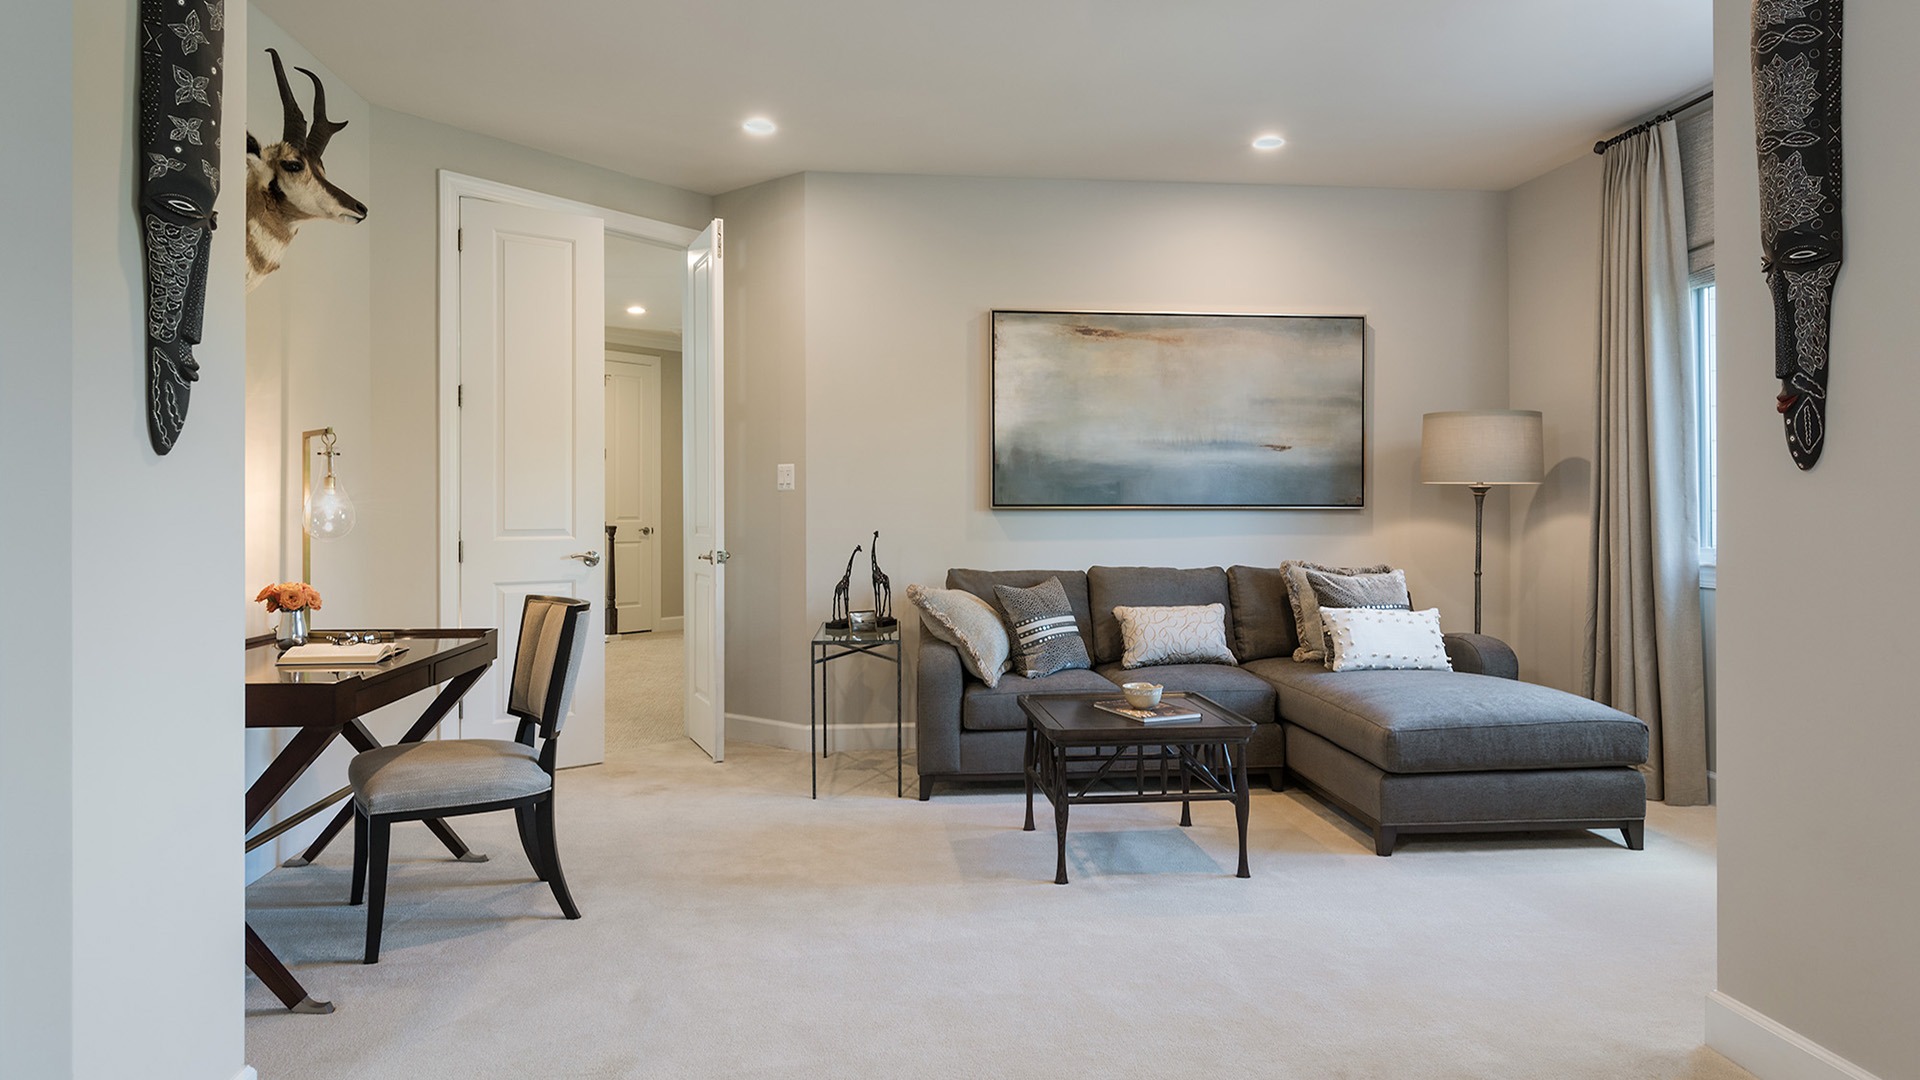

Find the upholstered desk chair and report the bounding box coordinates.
[347,595,590,963]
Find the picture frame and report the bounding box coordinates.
[990,310,1367,509]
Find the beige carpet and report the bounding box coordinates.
[245,642,1752,1080]
[604,629,690,757]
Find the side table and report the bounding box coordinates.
[810,622,904,798]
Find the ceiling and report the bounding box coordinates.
[254,0,1711,195]
[604,234,682,335]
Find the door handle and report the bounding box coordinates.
[566,550,602,567]
[640,526,654,536]
[698,550,731,564]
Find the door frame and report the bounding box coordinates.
[605,350,663,635]
[435,171,698,630]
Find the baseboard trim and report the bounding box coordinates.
[1705,991,1884,1080]
[727,711,912,752]
[659,616,684,632]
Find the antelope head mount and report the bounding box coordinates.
[245,49,367,292]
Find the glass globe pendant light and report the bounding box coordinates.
[301,427,356,582]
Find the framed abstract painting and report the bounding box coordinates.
[990,311,1366,509]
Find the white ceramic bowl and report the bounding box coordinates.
[1121,682,1164,709]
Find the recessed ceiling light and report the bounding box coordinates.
[742,117,777,136]
[1252,134,1286,151]
[625,304,646,315]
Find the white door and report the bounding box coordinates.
[683,220,725,761]
[457,197,606,768]
[605,353,661,634]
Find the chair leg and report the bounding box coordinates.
[349,805,368,905]
[363,817,392,964]
[515,803,548,881]
[534,799,581,920]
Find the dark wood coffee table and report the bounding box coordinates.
[1019,692,1254,884]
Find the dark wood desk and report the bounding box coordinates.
[245,627,497,1014]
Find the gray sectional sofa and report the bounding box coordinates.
[915,565,1650,855]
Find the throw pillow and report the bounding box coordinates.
[906,583,1012,688]
[993,577,1094,678]
[1320,607,1452,672]
[1303,566,1412,655]
[1112,603,1239,669]
[1280,560,1393,662]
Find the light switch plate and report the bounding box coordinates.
[776,463,796,491]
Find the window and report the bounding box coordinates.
[1692,277,1717,569]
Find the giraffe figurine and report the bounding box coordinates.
[826,544,863,629]
[870,531,896,628]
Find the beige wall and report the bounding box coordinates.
[364,107,712,629]
[241,8,712,873]
[1506,152,1603,693]
[606,341,686,620]
[0,2,250,1075]
[1710,1,1920,1076]
[712,175,811,725]
[717,172,1512,738]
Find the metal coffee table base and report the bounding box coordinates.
[1020,695,1252,885]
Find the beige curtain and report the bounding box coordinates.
[1584,121,1709,806]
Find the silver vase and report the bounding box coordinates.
[277,607,311,648]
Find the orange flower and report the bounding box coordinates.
[256,581,324,612]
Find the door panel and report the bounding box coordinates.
[458,197,605,768]
[684,220,724,761]
[605,354,660,633]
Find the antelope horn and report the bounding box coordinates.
[266,48,307,151]
[298,65,350,160]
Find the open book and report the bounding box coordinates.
[1089,699,1203,724]
[276,641,408,666]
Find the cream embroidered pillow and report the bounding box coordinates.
[1112,603,1238,669]
[906,584,1012,687]
[1320,607,1452,672]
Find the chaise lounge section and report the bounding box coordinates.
[916,565,1649,855]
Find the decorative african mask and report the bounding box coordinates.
[138,0,225,455]
[1752,0,1844,470]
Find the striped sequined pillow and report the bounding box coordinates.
[993,577,1093,678]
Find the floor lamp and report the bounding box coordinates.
[1420,410,1543,634]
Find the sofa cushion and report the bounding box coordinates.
[1244,657,1648,774]
[960,668,1119,732]
[948,569,1094,643]
[907,584,1012,687]
[1087,566,1231,666]
[1113,603,1237,668]
[995,577,1095,677]
[1289,564,1408,662]
[1227,565,1297,661]
[1094,662,1276,724]
[1321,607,1451,672]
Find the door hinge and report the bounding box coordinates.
[457,228,463,252]
[457,384,463,407]
[458,539,463,563]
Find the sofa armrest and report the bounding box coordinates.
[915,622,966,775]
[1443,633,1519,680]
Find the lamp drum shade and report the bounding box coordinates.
[1420,410,1544,486]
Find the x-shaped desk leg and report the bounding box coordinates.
[282,666,492,867]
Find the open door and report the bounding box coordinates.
[683,220,725,761]
[456,196,606,768]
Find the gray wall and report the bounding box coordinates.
[0,4,77,1073]
[1710,0,1920,1075]
[0,2,249,1075]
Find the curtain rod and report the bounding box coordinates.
[1592,90,1714,155]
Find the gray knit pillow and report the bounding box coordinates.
[906,584,1012,688]
[993,577,1093,678]
[1282,561,1400,663]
